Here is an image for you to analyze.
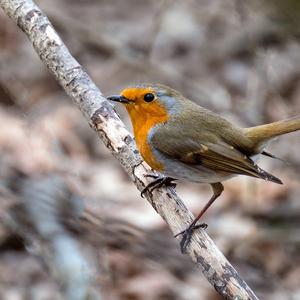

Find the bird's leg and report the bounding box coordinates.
[141,175,177,197]
[174,182,224,253]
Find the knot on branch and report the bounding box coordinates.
[89,102,119,130]
[25,8,41,22]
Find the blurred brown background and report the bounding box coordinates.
[0,0,300,299]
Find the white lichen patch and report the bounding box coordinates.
[45,25,62,45]
[101,118,131,152]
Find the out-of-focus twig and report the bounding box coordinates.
[8,175,100,300]
[0,1,259,299]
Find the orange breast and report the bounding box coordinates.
[135,123,163,171]
[125,102,169,171]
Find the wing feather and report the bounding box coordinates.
[151,124,282,184]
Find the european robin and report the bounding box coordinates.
[107,84,300,252]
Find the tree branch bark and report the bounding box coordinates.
[0,1,259,299]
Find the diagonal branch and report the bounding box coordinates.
[0,1,259,299]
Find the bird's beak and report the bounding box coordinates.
[107,95,131,104]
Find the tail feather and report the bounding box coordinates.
[255,165,283,185]
[244,115,300,151]
[261,151,287,163]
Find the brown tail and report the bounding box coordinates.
[244,115,300,151]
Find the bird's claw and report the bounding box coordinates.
[174,223,208,254]
[141,176,177,197]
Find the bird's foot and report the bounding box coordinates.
[141,175,177,197]
[174,223,208,254]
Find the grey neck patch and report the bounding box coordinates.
[156,93,180,115]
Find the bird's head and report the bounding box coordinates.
[107,84,182,121]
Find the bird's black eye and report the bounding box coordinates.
[143,93,155,102]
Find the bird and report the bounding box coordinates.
[107,83,300,253]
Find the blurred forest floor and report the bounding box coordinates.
[0,0,300,299]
